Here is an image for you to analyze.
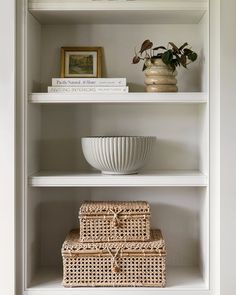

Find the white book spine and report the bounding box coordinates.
[48,86,129,93]
[52,78,126,87]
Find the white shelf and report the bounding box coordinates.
[29,92,207,104]
[29,0,207,24]
[26,266,206,294]
[29,170,208,187]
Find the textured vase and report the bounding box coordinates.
[145,59,178,92]
[81,136,155,175]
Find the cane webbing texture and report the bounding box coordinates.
[79,201,150,242]
[62,229,166,287]
[79,201,150,215]
[62,229,165,253]
[62,255,166,287]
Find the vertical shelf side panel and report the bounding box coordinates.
[26,12,42,287]
[197,10,209,287]
[199,9,209,174]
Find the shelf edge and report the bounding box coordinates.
[29,172,208,187]
[29,93,208,104]
[29,1,208,12]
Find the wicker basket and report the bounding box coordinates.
[79,201,151,242]
[62,229,166,287]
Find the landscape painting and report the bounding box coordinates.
[69,54,94,75]
[61,47,102,78]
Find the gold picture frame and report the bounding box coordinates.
[61,47,102,78]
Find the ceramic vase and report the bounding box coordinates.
[145,59,178,92]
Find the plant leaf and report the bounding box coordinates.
[175,54,181,62]
[140,39,153,54]
[174,59,180,66]
[132,55,140,64]
[162,50,173,65]
[188,52,198,62]
[179,42,188,51]
[169,61,176,72]
[169,42,179,53]
[153,46,167,51]
[180,55,187,68]
[174,59,179,66]
[183,48,193,55]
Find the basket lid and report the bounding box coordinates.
[79,201,150,216]
[62,229,165,254]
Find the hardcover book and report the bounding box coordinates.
[52,78,127,87]
[48,86,129,93]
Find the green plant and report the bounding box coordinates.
[132,39,198,71]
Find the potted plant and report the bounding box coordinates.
[132,39,198,92]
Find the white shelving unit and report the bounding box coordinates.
[29,92,207,103]
[29,170,208,187]
[20,0,210,294]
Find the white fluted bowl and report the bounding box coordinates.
[81,136,155,175]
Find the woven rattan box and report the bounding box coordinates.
[79,201,150,242]
[62,228,166,287]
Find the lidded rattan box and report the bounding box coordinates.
[79,201,150,242]
[62,229,166,287]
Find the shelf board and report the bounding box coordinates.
[29,170,208,187]
[29,1,207,24]
[29,92,207,104]
[26,266,206,294]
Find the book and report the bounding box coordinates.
[48,86,129,93]
[52,78,126,87]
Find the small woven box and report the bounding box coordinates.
[62,229,166,287]
[79,201,151,242]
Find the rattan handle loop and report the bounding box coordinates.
[110,209,123,227]
[107,247,122,273]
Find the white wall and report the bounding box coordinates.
[0,1,15,295]
[40,104,202,171]
[221,0,236,294]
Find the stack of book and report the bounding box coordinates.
[48,78,128,93]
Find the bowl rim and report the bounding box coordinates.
[81,136,156,139]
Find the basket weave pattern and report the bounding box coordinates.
[79,201,150,242]
[62,229,166,287]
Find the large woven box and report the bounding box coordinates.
[79,201,150,242]
[62,229,166,287]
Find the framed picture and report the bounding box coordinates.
[61,47,102,78]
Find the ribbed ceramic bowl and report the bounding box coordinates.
[81,136,155,175]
